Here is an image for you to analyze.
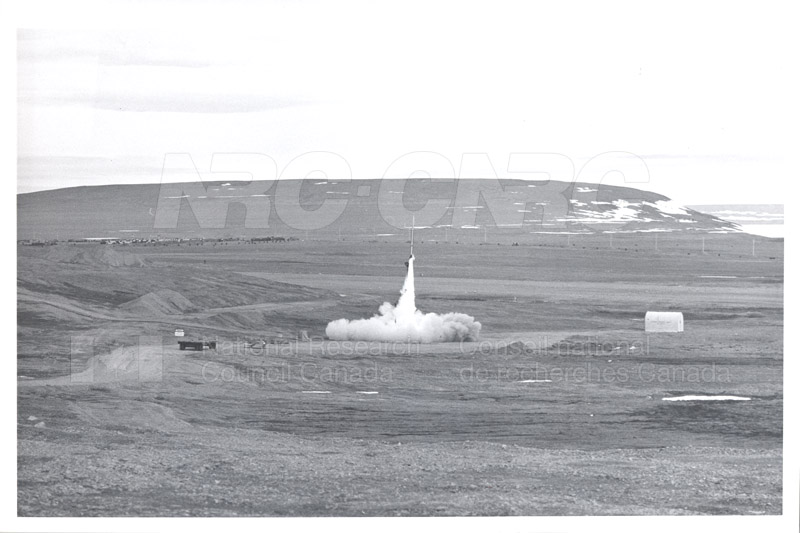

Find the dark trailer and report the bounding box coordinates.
[178,340,217,351]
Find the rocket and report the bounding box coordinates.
[405,216,415,268]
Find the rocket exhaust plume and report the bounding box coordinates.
[325,220,481,343]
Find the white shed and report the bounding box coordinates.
[645,311,684,332]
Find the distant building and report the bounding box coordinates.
[174,328,185,337]
[645,312,684,332]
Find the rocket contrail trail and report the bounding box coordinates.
[325,220,481,343]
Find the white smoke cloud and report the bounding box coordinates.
[326,256,481,343]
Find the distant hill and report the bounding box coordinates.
[17,179,743,242]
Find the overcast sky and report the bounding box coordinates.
[15,1,798,205]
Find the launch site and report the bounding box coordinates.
[16,177,784,517]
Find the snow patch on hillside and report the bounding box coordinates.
[646,200,689,215]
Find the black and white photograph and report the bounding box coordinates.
[4,1,797,532]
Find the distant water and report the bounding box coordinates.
[688,204,784,238]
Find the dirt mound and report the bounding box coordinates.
[67,344,166,384]
[120,289,196,315]
[44,245,146,267]
[90,246,146,267]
